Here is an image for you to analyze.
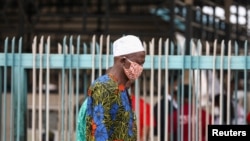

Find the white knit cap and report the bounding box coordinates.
[113,35,145,57]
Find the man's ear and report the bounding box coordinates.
[120,56,127,64]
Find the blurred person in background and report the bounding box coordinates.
[168,84,211,141]
[130,83,151,141]
[214,94,235,124]
[246,112,250,125]
[153,70,179,141]
[230,79,245,125]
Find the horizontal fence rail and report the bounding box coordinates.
[0,35,249,141]
[0,38,249,70]
[1,54,250,69]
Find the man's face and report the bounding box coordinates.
[122,51,146,81]
[126,51,146,66]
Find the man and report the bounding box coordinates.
[105,68,150,141]
[82,35,146,141]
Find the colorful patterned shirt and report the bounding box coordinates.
[85,74,137,141]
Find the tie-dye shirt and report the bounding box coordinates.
[82,74,137,141]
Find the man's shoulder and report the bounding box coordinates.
[90,74,119,91]
[93,74,110,83]
[91,74,115,86]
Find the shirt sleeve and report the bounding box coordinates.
[77,99,88,141]
[85,83,111,141]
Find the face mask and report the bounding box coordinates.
[123,58,143,80]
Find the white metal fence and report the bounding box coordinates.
[0,35,250,141]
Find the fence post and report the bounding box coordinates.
[13,67,27,141]
[0,67,2,140]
